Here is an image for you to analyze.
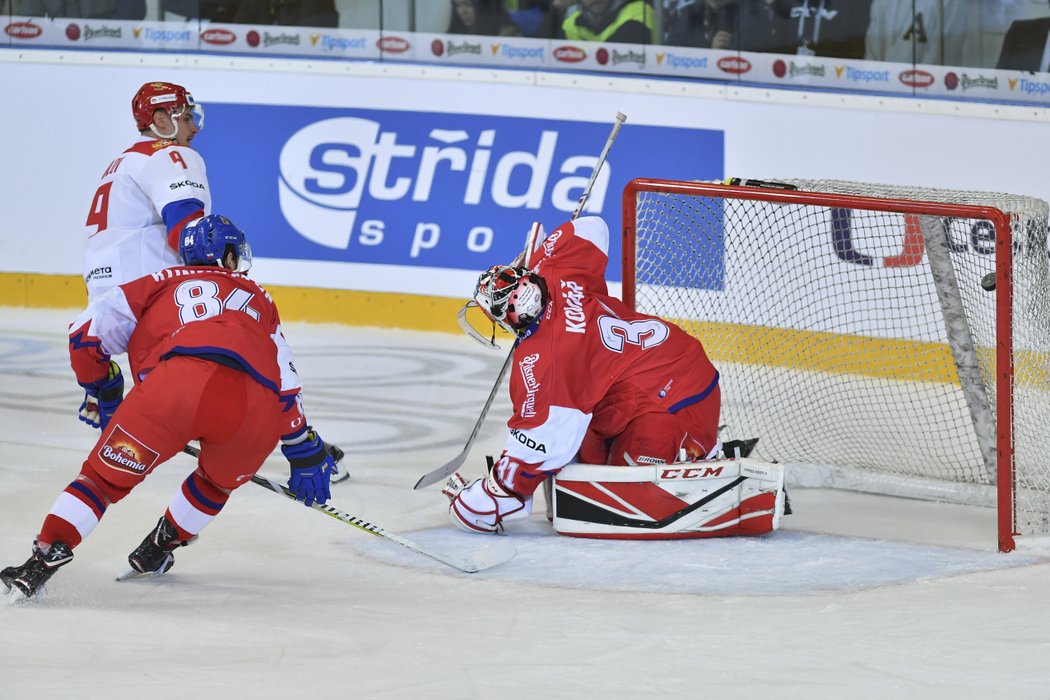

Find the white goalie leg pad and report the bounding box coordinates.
[449,475,532,534]
[552,459,785,539]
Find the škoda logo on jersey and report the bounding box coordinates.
[510,429,546,453]
[98,426,160,475]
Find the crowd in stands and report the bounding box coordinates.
[5,0,1050,71]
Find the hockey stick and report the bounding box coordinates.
[413,349,514,489]
[413,112,627,491]
[181,446,515,573]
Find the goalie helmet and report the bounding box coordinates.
[179,214,252,273]
[473,265,548,335]
[131,82,203,134]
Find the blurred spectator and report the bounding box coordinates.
[734,0,787,53]
[448,0,522,36]
[756,0,870,58]
[963,0,1050,68]
[163,0,238,22]
[1,0,144,18]
[233,0,336,26]
[529,0,576,38]
[664,0,739,49]
[560,0,657,42]
[865,0,975,66]
[500,0,553,36]
[997,2,1050,70]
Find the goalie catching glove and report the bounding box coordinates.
[444,466,532,534]
[282,427,335,507]
[77,360,124,430]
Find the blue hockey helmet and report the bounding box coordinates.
[179,214,252,272]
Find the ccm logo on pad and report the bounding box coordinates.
[660,466,724,479]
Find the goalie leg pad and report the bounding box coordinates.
[552,459,785,539]
[449,475,532,534]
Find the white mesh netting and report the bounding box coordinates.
[629,178,1050,544]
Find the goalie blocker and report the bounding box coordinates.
[552,458,787,539]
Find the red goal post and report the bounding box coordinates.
[621,177,1050,552]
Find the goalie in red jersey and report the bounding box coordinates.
[445,215,788,539]
[1,215,338,599]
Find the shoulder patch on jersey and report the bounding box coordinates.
[124,140,176,156]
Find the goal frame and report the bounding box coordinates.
[621,177,1018,552]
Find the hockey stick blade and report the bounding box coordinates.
[250,473,516,573]
[413,347,514,490]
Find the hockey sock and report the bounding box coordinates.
[37,476,112,549]
[165,468,231,541]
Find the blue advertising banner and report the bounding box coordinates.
[198,105,723,282]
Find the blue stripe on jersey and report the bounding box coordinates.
[161,198,206,233]
[69,330,101,350]
[668,370,720,414]
[278,394,299,414]
[163,346,280,395]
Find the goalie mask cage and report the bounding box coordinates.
[622,177,1050,552]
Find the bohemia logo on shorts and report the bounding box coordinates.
[717,56,751,75]
[5,21,42,38]
[899,69,934,88]
[554,46,586,63]
[201,28,236,45]
[98,425,160,475]
[377,36,409,53]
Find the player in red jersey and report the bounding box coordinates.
[81,81,348,482]
[83,81,211,301]
[445,216,723,534]
[1,215,337,599]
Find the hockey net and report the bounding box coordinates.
[622,177,1050,552]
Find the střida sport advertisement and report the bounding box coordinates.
[198,105,725,284]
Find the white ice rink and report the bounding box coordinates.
[2,307,1049,699]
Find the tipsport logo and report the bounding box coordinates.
[277,117,612,256]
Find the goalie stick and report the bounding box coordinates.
[180,445,515,573]
[413,111,628,491]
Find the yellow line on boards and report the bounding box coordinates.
[0,272,472,335]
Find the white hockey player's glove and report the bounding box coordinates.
[446,473,530,534]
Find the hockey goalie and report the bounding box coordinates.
[444,215,788,539]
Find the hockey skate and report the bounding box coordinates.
[1,541,73,599]
[123,516,195,579]
[329,443,349,483]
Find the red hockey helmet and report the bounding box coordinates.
[131,82,202,132]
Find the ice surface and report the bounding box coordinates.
[2,308,1049,699]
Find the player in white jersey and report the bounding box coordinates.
[82,81,211,301]
[80,81,350,482]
